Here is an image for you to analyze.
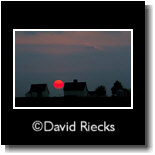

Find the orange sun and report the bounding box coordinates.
[53,80,64,89]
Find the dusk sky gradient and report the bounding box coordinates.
[15,31,131,97]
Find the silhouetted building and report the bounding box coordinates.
[63,79,88,97]
[114,89,130,97]
[25,84,49,97]
[115,89,124,97]
[88,91,97,97]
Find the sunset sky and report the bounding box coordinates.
[15,30,131,97]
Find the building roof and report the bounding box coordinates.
[63,80,87,91]
[27,84,48,93]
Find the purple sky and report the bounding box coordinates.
[15,31,131,97]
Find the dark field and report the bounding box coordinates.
[15,97,131,107]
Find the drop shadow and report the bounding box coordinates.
[5,145,149,153]
[145,4,153,152]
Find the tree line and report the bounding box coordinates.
[95,80,131,97]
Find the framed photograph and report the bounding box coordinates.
[1,1,145,145]
[14,29,133,109]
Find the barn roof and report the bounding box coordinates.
[63,80,87,91]
[28,84,48,93]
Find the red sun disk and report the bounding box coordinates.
[53,80,64,89]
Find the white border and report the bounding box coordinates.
[13,29,133,109]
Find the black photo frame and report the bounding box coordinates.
[1,1,145,145]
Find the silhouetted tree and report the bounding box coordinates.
[111,81,123,96]
[95,85,106,96]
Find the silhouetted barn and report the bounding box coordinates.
[114,89,130,97]
[88,91,97,97]
[63,79,88,97]
[25,84,49,97]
